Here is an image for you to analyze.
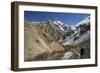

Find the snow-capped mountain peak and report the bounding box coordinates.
[32,22,40,24]
[53,20,70,32]
[54,21,64,25]
[62,16,90,46]
[76,16,90,27]
[53,21,69,26]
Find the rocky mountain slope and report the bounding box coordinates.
[24,21,65,61]
[62,16,90,59]
[24,16,90,61]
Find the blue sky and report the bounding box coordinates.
[24,11,90,25]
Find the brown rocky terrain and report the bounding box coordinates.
[24,22,65,61]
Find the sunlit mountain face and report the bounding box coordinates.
[24,11,90,61]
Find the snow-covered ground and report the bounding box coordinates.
[63,31,90,46]
[62,51,74,60]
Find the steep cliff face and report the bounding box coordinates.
[24,22,65,61]
[36,20,66,42]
